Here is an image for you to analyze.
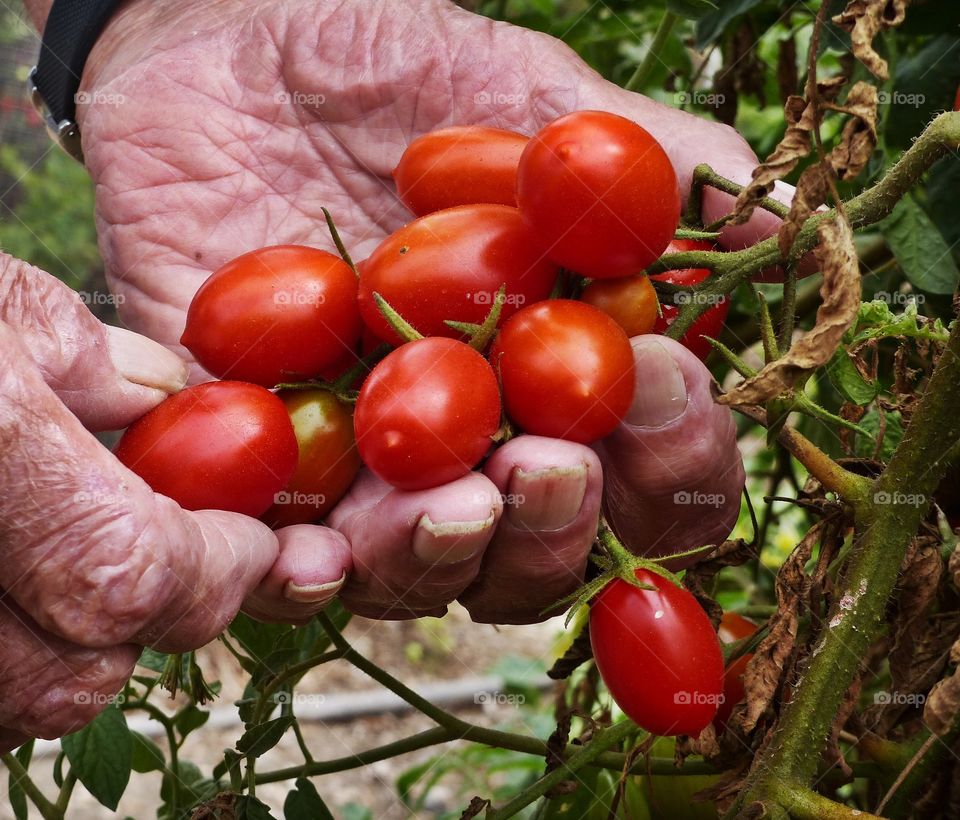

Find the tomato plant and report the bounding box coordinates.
[491,299,635,443]
[358,204,558,345]
[516,110,680,279]
[260,390,361,528]
[181,245,362,387]
[353,337,501,490]
[392,125,528,215]
[580,273,659,338]
[590,569,724,737]
[650,239,729,361]
[115,381,298,517]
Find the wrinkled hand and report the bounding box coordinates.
[68,0,770,627]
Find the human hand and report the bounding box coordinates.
[70,0,770,623]
[0,253,350,752]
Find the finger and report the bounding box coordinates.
[327,470,502,619]
[0,322,278,651]
[242,525,352,625]
[0,597,138,740]
[596,336,744,567]
[458,436,602,624]
[0,254,188,431]
[0,729,30,756]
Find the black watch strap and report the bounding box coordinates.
[29,0,125,162]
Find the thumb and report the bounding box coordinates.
[0,253,187,431]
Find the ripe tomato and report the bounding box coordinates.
[393,126,528,215]
[955,85,960,111]
[650,239,729,361]
[580,274,658,338]
[714,612,758,728]
[261,390,361,528]
[354,337,501,491]
[491,300,635,443]
[590,569,724,737]
[115,381,298,517]
[181,245,361,387]
[516,110,680,279]
[358,205,558,346]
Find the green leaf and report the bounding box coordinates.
[855,409,904,462]
[8,739,34,820]
[339,805,374,820]
[237,716,295,758]
[694,0,766,48]
[237,795,280,820]
[881,195,960,295]
[826,350,877,406]
[130,733,165,774]
[61,706,132,811]
[173,703,210,738]
[137,647,169,673]
[847,299,950,344]
[284,777,334,820]
[667,0,718,20]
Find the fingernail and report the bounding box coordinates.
[626,339,687,427]
[412,513,494,565]
[507,464,587,531]
[107,325,189,394]
[284,571,347,604]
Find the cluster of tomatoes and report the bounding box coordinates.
[114,109,739,737]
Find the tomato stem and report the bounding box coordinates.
[465,283,507,352]
[372,292,424,343]
[321,207,359,277]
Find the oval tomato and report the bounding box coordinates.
[491,300,635,443]
[714,612,758,728]
[115,381,298,517]
[580,274,659,338]
[590,569,724,736]
[354,337,501,491]
[517,110,680,279]
[261,390,361,528]
[393,126,528,215]
[650,239,729,361]
[358,205,559,346]
[181,245,361,387]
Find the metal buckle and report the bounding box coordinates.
[28,66,84,164]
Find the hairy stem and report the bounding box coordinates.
[1,753,59,820]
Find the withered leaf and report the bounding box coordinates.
[832,0,910,81]
[738,521,824,733]
[924,646,960,737]
[460,797,492,819]
[683,538,756,627]
[949,543,960,592]
[718,217,861,407]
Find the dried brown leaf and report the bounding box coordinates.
[949,544,960,591]
[718,217,861,407]
[738,521,824,732]
[460,797,492,819]
[832,0,910,81]
[683,539,757,627]
[924,656,960,737]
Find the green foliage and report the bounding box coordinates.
[0,145,101,286]
[60,706,132,811]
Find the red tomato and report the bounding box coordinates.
[491,300,635,443]
[354,337,501,491]
[580,274,659,338]
[181,245,361,387]
[650,239,729,361]
[358,205,559,346]
[713,612,758,728]
[261,390,361,528]
[115,381,298,517]
[591,569,724,737]
[517,110,680,279]
[393,126,529,215]
[955,86,960,111]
